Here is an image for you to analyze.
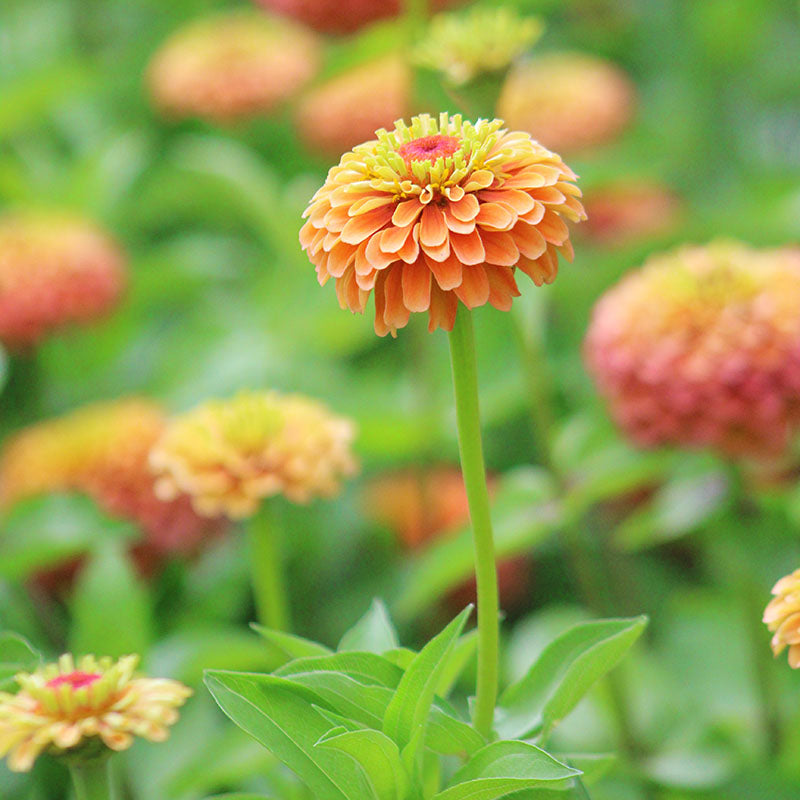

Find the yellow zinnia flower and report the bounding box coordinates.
[765,569,800,668]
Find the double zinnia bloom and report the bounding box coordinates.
[0,654,190,772]
[301,113,585,336]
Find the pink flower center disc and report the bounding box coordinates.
[397,135,461,167]
[47,671,102,690]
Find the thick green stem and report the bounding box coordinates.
[447,308,499,739]
[247,505,290,631]
[69,759,115,800]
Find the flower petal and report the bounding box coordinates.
[450,229,486,266]
[454,265,490,308]
[392,198,424,227]
[419,205,448,247]
[402,259,432,312]
[425,252,463,290]
[482,231,520,266]
[340,206,392,245]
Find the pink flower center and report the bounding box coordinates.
[397,135,461,167]
[47,671,102,690]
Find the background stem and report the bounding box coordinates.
[247,505,290,631]
[69,759,115,800]
[447,308,500,738]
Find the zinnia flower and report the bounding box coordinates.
[580,180,682,247]
[296,56,413,159]
[0,214,125,350]
[498,52,634,154]
[0,654,190,772]
[254,0,456,35]
[413,7,543,86]
[584,242,800,459]
[300,113,585,336]
[0,400,220,569]
[147,12,320,122]
[149,391,358,519]
[364,468,529,609]
[764,569,800,668]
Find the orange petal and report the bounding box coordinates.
[521,202,545,225]
[482,231,520,266]
[422,237,451,262]
[402,259,432,312]
[449,193,480,222]
[349,194,395,216]
[443,206,476,234]
[530,186,567,205]
[383,266,411,331]
[538,211,570,245]
[380,225,413,254]
[425,252,463,290]
[398,225,420,264]
[365,232,400,270]
[454,265,490,308]
[419,205,448,247]
[512,222,547,259]
[476,202,516,231]
[323,205,352,232]
[327,242,357,277]
[450,229,486,266]
[479,189,535,215]
[341,206,393,245]
[463,169,495,192]
[392,198,424,227]
[428,285,458,332]
[486,266,521,311]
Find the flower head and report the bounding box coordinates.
[296,57,412,158]
[498,52,634,154]
[581,180,682,247]
[0,400,220,565]
[0,654,190,772]
[300,113,585,336]
[764,569,800,668]
[147,12,320,121]
[0,214,125,350]
[150,391,358,519]
[584,242,800,459]
[413,7,543,86]
[254,0,457,35]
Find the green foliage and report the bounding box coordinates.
[0,632,39,690]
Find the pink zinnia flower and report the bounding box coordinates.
[300,113,585,336]
[584,242,800,459]
[0,214,125,350]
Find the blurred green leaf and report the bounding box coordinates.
[434,740,580,800]
[0,632,39,690]
[252,624,333,662]
[338,599,399,654]
[69,541,151,658]
[497,617,648,740]
[0,493,135,581]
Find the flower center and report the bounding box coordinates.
[47,671,102,690]
[397,134,461,167]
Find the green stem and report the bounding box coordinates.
[247,505,290,631]
[447,308,499,739]
[69,759,115,800]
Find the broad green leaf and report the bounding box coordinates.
[251,624,333,662]
[395,470,558,620]
[0,493,135,580]
[276,652,403,688]
[69,542,151,658]
[383,607,471,756]
[205,671,372,800]
[206,795,271,799]
[497,617,647,740]
[434,741,580,800]
[427,706,485,756]
[0,632,39,690]
[317,728,409,800]
[338,599,399,654]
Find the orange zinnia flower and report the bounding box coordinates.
[296,57,413,159]
[0,654,190,772]
[300,113,585,336]
[498,52,634,154]
[0,400,221,571]
[764,569,800,668]
[147,12,320,122]
[0,214,125,350]
[584,242,800,459]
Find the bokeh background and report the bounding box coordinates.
[1,0,800,797]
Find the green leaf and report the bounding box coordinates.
[560,753,617,785]
[0,632,39,690]
[205,671,372,800]
[427,706,485,757]
[276,652,404,688]
[338,599,399,654]
[383,607,472,757]
[251,624,333,662]
[206,795,272,799]
[0,493,135,580]
[317,728,409,800]
[69,541,151,658]
[396,469,558,620]
[497,617,648,740]
[434,741,580,800]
